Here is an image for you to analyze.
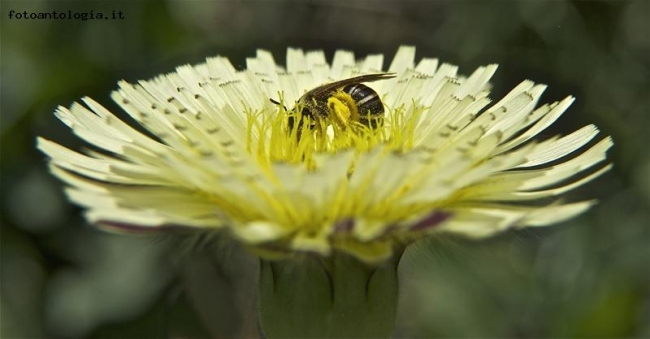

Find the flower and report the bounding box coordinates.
[38,46,613,263]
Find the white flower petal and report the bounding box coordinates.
[495,96,575,154]
[330,50,355,79]
[292,235,331,255]
[456,64,498,98]
[359,54,384,73]
[206,56,238,81]
[518,125,600,167]
[522,200,596,226]
[463,164,612,201]
[514,137,613,190]
[305,50,330,84]
[287,48,307,73]
[277,72,301,104]
[234,221,291,243]
[415,57,439,75]
[388,45,416,74]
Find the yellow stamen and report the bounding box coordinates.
[246,101,430,173]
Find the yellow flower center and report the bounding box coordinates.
[246,99,428,172]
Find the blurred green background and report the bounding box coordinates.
[1,0,649,338]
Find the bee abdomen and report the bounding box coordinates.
[343,84,384,127]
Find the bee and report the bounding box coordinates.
[275,73,396,136]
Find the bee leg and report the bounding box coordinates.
[327,97,352,129]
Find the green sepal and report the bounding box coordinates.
[259,253,399,339]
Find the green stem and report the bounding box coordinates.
[259,253,400,339]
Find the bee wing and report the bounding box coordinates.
[304,73,396,98]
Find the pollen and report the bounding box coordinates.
[327,96,352,128]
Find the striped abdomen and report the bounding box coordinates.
[342,84,385,128]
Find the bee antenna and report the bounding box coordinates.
[269,98,288,111]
